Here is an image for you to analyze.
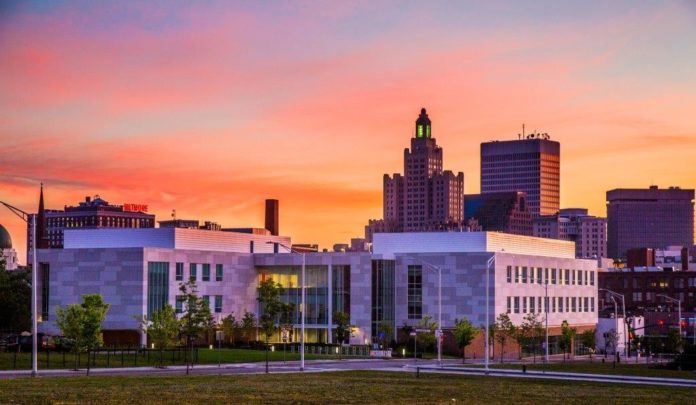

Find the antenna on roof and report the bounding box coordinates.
[172,209,176,221]
[522,123,525,138]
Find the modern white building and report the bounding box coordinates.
[37,229,598,352]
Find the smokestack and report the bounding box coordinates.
[265,199,279,236]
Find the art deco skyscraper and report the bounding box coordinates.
[377,108,464,234]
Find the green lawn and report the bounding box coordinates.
[460,360,696,380]
[0,371,692,404]
[0,348,342,370]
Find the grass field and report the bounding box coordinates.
[0,371,693,404]
[460,360,696,380]
[0,348,337,370]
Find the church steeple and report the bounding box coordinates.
[37,183,48,249]
[415,107,432,139]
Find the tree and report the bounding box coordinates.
[454,318,477,363]
[665,328,684,356]
[376,320,393,349]
[241,310,257,346]
[0,262,31,332]
[495,313,515,363]
[139,304,178,367]
[178,281,212,375]
[416,315,438,354]
[221,313,240,347]
[559,320,577,361]
[603,328,619,356]
[580,328,596,362]
[257,278,285,374]
[521,313,544,363]
[333,311,352,346]
[55,294,110,375]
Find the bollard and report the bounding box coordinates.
[522,364,527,373]
[416,366,420,379]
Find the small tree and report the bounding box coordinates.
[454,318,477,363]
[559,320,577,361]
[495,313,515,363]
[178,281,212,375]
[376,320,393,349]
[55,294,110,375]
[334,311,352,346]
[257,278,285,374]
[580,328,596,362]
[139,304,178,367]
[416,315,438,354]
[221,313,240,347]
[241,310,257,346]
[522,313,544,363]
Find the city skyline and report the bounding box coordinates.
[2,1,696,262]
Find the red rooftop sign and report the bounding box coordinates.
[123,203,148,213]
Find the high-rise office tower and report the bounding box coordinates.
[480,132,560,218]
[367,108,464,239]
[606,186,694,259]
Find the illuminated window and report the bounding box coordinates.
[417,125,423,137]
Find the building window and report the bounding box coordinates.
[506,296,511,313]
[571,297,577,312]
[175,296,185,314]
[590,271,595,286]
[408,265,422,319]
[552,269,557,285]
[590,297,595,312]
[215,295,222,313]
[189,263,197,281]
[565,269,570,285]
[584,297,589,312]
[202,295,210,309]
[506,266,512,283]
[522,267,528,284]
[40,263,50,321]
[202,264,211,282]
[250,241,254,253]
[633,292,642,302]
[515,266,520,283]
[216,264,223,281]
[175,263,184,281]
[530,297,535,313]
[514,296,520,313]
[559,297,564,313]
[522,297,527,313]
[536,268,542,284]
[544,268,549,285]
[552,297,557,313]
[147,262,169,317]
[571,270,576,285]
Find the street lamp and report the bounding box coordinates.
[0,199,38,377]
[269,241,305,371]
[485,255,494,375]
[599,288,626,357]
[544,271,549,364]
[656,294,682,339]
[406,257,443,366]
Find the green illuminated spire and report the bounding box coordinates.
[415,108,432,138]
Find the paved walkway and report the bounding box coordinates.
[2,358,695,388]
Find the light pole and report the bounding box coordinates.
[485,255,494,374]
[656,294,682,339]
[407,257,442,366]
[1,199,38,377]
[544,274,549,364]
[270,241,306,371]
[599,288,626,357]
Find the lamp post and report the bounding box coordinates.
[407,257,442,366]
[544,274,549,364]
[656,294,682,339]
[599,288,626,357]
[270,241,305,371]
[485,255,495,374]
[1,199,38,377]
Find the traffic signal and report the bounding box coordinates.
[657,319,665,328]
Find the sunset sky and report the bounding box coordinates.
[2,1,696,263]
